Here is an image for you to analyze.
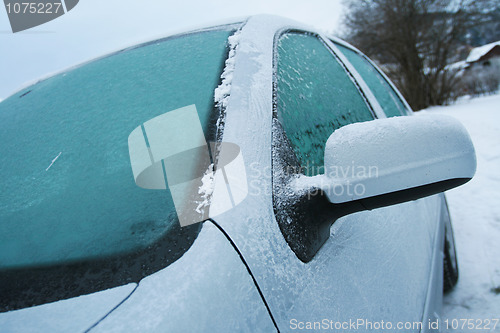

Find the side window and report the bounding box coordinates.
[334,43,409,117]
[275,33,374,176]
[273,32,375,262]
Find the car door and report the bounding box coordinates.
[271,30,441,330]
[211,18,443,332]
[329,37,446,330]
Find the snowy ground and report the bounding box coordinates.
[426,93,500,332]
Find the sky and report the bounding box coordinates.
[0,0,345,100]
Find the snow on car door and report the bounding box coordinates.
[268,31,440,331]
[209,16,441,332]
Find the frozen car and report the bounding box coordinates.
[0,15,476,332]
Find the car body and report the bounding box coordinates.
[0,15,475,332]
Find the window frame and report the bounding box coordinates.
[270,29,383,262]
[271,29,379,121]
[328,36,414,116]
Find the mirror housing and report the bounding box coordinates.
[275,114,476,263]
[321,114,476,207]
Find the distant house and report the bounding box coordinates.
[418,41,500,97]
[448,41,500,96]
[465,41,500,69]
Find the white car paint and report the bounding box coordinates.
[0,15,470,333]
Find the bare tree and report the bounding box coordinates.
[341,0,497,110]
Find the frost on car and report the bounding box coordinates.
[0,15,476,333]
[0,27,235,311]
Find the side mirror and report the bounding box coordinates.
[320,114,476,208]
[276,114,476,263]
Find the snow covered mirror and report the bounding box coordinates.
[276,113,476,263]
[321,114,476,208]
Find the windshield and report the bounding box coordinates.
[0,26,236,311]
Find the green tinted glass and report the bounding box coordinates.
[0,28,232,310]
[276,33,374,176]
[335,43,408,117]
